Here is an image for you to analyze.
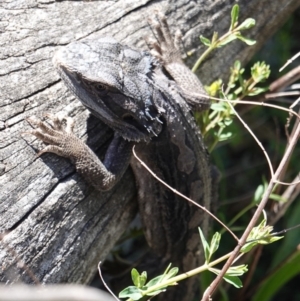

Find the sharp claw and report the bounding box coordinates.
[43,112,55,120]
[26,116,39,127]
[36,150,45,158]
[21,130,35,136]
[156,117,163,124]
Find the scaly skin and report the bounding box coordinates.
[26,13,215,301]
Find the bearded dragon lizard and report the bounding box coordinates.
[26,13,215,301]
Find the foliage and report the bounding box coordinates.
[119,264,178,300]
[192,4,256,72]
[117,4,300,301]
[119,219,282,300]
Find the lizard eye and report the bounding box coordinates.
[95,83,107,91]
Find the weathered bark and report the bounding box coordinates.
[0,0,299,287]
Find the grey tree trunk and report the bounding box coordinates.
[0,0,299,288]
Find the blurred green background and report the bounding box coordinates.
[210,6,300,301]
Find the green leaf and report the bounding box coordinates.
[146,270,177,289]
[210,232,221,258]
[166,267,179,278]
[210,265,248,278]
[226,265,248,276]
[163,263,172,274]
[209,266,246,288]
[228,92,237,100]
[230,4,239,30]
[257,235,284,245]
[253,184,264,203]
[219,132,233,141]
[145,271,177,297]
[200,35,211,47]
[120,265,178,299]
[131,268,139,287]
[234,60,241,69]
[119,286,143,300]
[199,227,210,262]
[146,275,164,287]
[218,34,238,47]
[241,241,257,253]
[236,34,256,45]
[131,269,147,288]
[236,18,256,30]
[140,271,147,287]
[223,275,243,288]
[227,83,236,89]
[211,103,227,112]
[241,216,284,253]
[224,118,233,126]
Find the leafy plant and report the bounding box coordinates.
[119,221,282,300]
[192,4,256,72]
[117,4,300,301]
[119,264,178,300]
[190,4,271,151]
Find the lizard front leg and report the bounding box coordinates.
[148,12,210,111]
[25,114,133,191]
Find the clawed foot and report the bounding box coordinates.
[147,12,210,111]
[147,12,183,65]
[23,113,80,159]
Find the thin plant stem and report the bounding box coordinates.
[132,147,239,241]
[201,110,300,301]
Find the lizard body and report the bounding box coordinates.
[27,15,215,300]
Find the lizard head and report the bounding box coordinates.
[53,37,164,142]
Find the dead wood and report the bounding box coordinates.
[0,0,299,286]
